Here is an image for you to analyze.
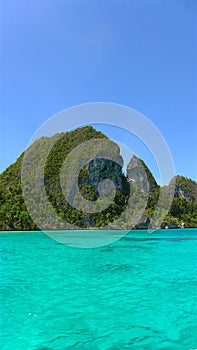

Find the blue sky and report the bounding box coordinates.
[1,0,196,183]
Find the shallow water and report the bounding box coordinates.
[1,229,197,349]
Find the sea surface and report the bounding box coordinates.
[1,229,197,350]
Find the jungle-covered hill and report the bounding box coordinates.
[0,126,197,230]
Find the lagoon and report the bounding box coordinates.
[1,229,197,349]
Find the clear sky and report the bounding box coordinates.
[0,0,196,183]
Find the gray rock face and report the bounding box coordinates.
[168,176,197,202]
[87,158,123,195]
[126,155,149,192]
[78,139,125,199]
[174,185,193,200]
[126,155,158,193]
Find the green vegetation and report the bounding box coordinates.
[0,126,197,230]
[0,152,36,230]
[0,126,129,229]
[161,176,197,228]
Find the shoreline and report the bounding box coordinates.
[0,227,197,233]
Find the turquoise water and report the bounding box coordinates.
[1,229,197,350]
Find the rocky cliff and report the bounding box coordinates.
[126,155,158,193]
[0,126,197,230]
